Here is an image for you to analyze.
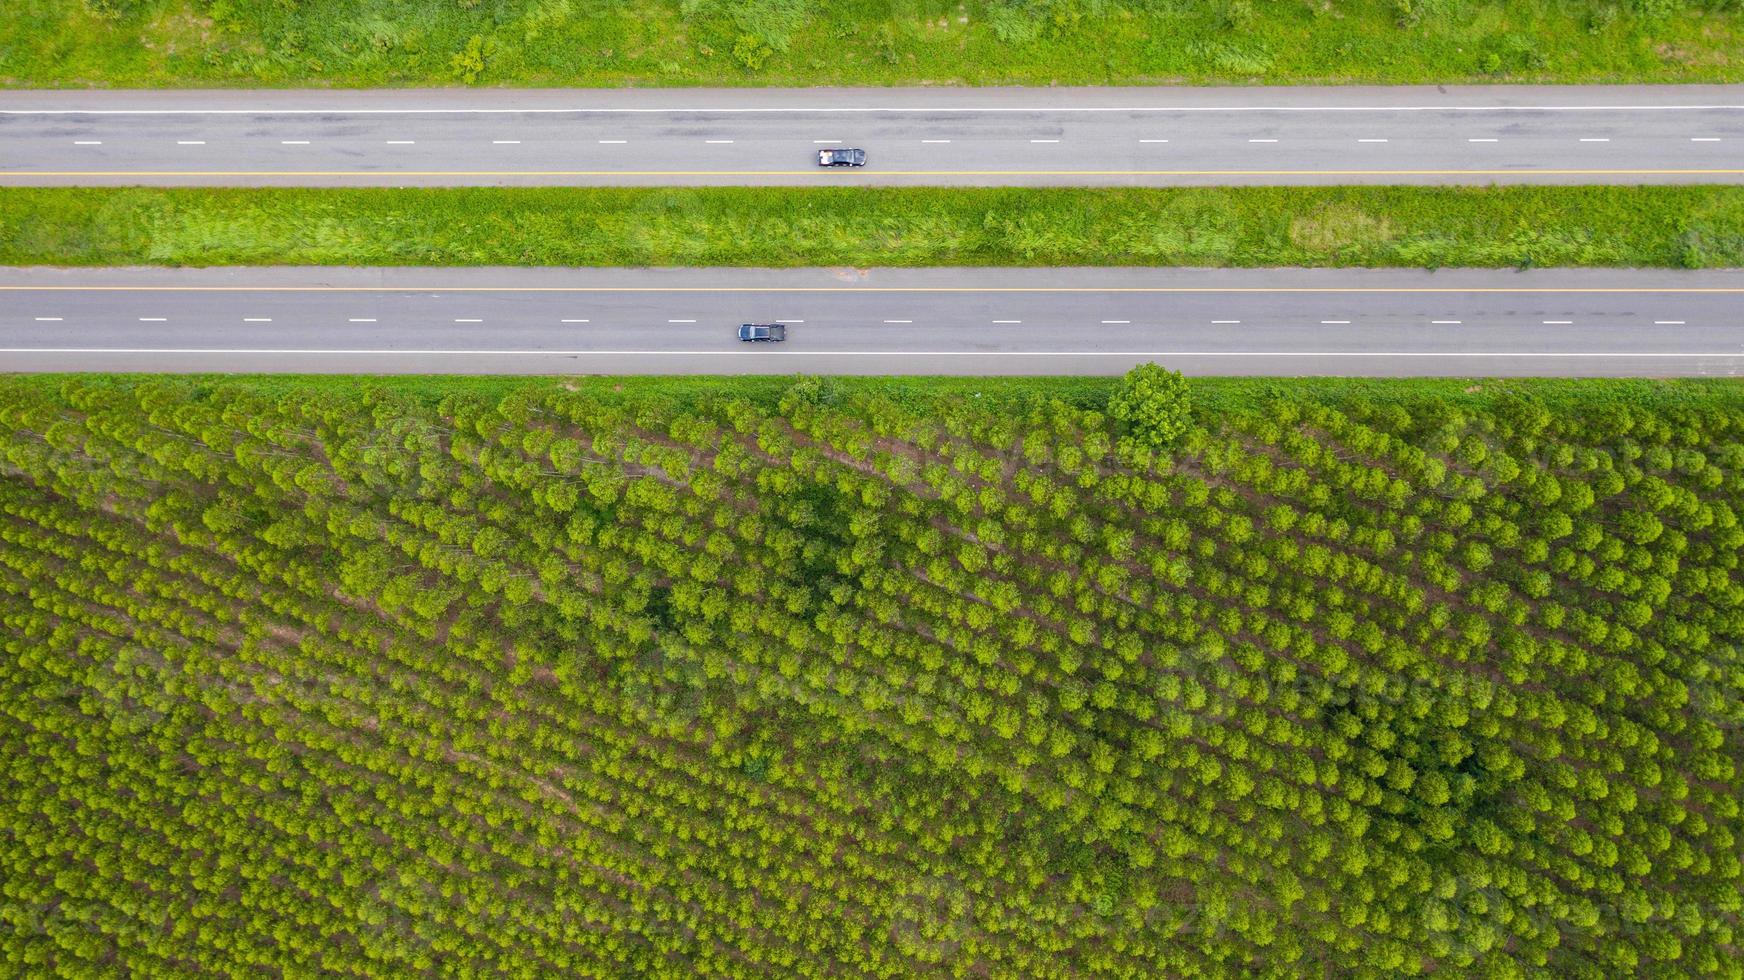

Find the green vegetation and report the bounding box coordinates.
[3,0,1741,87]
[2,372,1742,976]
[1109,363,1193,450]
[6,185,1744,269]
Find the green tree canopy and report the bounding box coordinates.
[1109,363,1192,449]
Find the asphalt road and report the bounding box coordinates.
[3,266,1741,376]
[2,86,1740,187]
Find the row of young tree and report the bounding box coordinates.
[0,375,1739,977]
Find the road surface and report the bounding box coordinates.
[2,86,1740,187]
[3,266,1741,376]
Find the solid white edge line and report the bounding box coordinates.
[175,141,204,145]
[1030,139,1060,143]
[883,320,913,323]
[1579,138,1610,142]
[1248,138,1278,143]
[1321,320,1351,324]
[1431,320,1462,324]
[73,140,101,145]
[492,140,521,144]
[1655,320,1687,324]
[243,318,272,322]
[1468,138,1499,142]
[1139,139,1168,143]
[561,319,590,323]
[33,317,63,321]
[385,140,415,144]
[348,318,376,323]
[921,139,951,143]
[1543,320,1574,324]
[280,140,310,145]
[1692,137,1723,141]
[454,318,484,323]
[5,348,1738,358]
[1100,320,1131,324]
[598,140,626,144]
[9,104,1744,115]
[1211,320,1241,324]
[992,320,1022,323]
[704,140,734,144]
[137,317,166,321]
[1357,138,1388,143]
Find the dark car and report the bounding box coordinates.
[817,148,867,167]
[738,323,787,342]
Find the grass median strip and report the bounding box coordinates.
[3,1,1741,86]
[3,186,1742,270]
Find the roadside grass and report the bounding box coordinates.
[2,0,1741,87]
[15,373,1744,418]
[3,185,1742,269]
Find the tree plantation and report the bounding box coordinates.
[0,375,1740,978]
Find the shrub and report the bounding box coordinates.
[1108,363,1192,449]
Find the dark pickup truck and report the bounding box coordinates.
[737,323,787,342]
[817,148,867,167]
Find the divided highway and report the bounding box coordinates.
[4,267,1741,376]
[2,86,1741,187]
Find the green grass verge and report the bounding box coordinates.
[6,185,1744,269]
[4,1,1742,87]
[11,373,1741,417]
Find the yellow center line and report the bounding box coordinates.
[2,286,1741,293]
[2,168,1744,177]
